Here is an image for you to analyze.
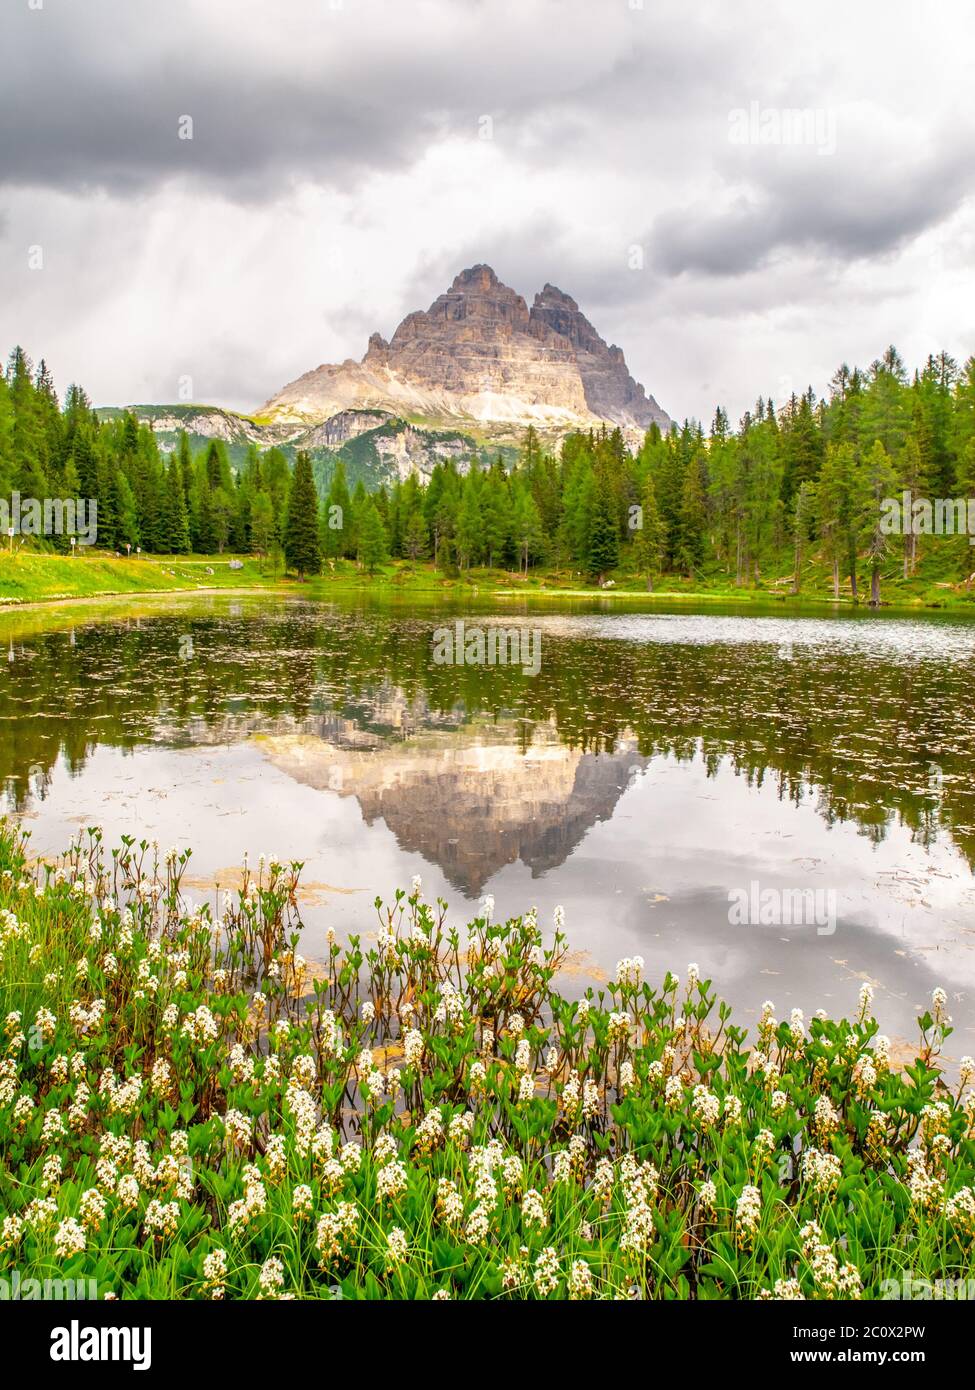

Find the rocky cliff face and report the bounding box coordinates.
[529,284,661,430]
[260,264,670,438]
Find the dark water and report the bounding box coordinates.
[2,591,974,1051]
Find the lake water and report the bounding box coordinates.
[2,591,974,1055]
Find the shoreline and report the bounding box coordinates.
[1,552,973,616]
[0,582,289,614]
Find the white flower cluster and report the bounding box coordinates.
[799,1221,862,1298]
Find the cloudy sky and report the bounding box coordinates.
[2,0,974,426]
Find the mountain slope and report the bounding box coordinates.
[95,403,497,491]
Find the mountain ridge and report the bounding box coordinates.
[259,264,670,438]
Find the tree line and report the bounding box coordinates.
[3,344,975,600]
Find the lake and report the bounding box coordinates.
[2,591,974,1055]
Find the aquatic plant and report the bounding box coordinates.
[1,820,973,1300]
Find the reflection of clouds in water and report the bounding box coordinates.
[524,611,975,662]
[10,733,975,1054]
[1,595,974,1052]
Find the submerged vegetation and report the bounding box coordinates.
[1,820,974,1300]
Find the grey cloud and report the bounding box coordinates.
[650,127,975,277]
[0,5,442,199]
[0,0,689,199]
[0,0,796,203]
[2,0,974,429]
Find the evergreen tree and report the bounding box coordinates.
[897,430,931,577]
[283,451,321,579]
[587,477,619,581]
[636,472,666,591]
[116,472,140,550]
[817,444,856,599]
[162,455,190,553]
[858,440,898,606]
[678,448,708,575]
[455,485,482,569]
[250,492,275,557]
[791,481,816,594]
[321,459,351,559]
[196,479,217,554]
[403,508,428,563]
[513,490,543,573]
[357,497,388,574]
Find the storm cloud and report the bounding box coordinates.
[1,0,973,423]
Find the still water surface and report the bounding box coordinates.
[2,592,974,1052]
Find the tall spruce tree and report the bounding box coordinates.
[587,476,619,581]
[636,472,666,591]
[357,497,388,574]
[284,450,321,579]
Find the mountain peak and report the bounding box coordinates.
[535,283,579,312]
[261,266,670,438]
[450,263,501,292]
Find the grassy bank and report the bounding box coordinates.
[0,552,287,606]
[1,820,973,1300]
[3,548,975,611]
[339,547,975,609]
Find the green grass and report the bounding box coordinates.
[1,819,974,1300]
[3,543,975,611]
[0,552,289,606]
[312,547,975,609]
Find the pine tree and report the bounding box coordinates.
[455,485,482,569]
[96,453,120,551]
[481,466,510,569]
[897,433,929,577]
[781,390,822,505]
[210,485,233,554]
[587,477,619,582]
[116,472,140,550]
[196,479,217,554]
[403,508,428,563]
[817,444,856,599]
[283,451,321,579]
[636,472,666,591]
[678,449,708,576]
[791,481,815,593]
[513,490,543,573]
[857,440,898,606]
[357,497,388,574]
[163,455,190,553]
[250,492,275,557]
[957,437,975,588]
[321,459,351,559]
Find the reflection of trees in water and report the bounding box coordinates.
[0,605,973,868]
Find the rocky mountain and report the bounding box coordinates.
[98,265,669,490]
[259,265,670,439]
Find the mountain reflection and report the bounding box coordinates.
[1,596,974,890]
[258,726,647,894]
